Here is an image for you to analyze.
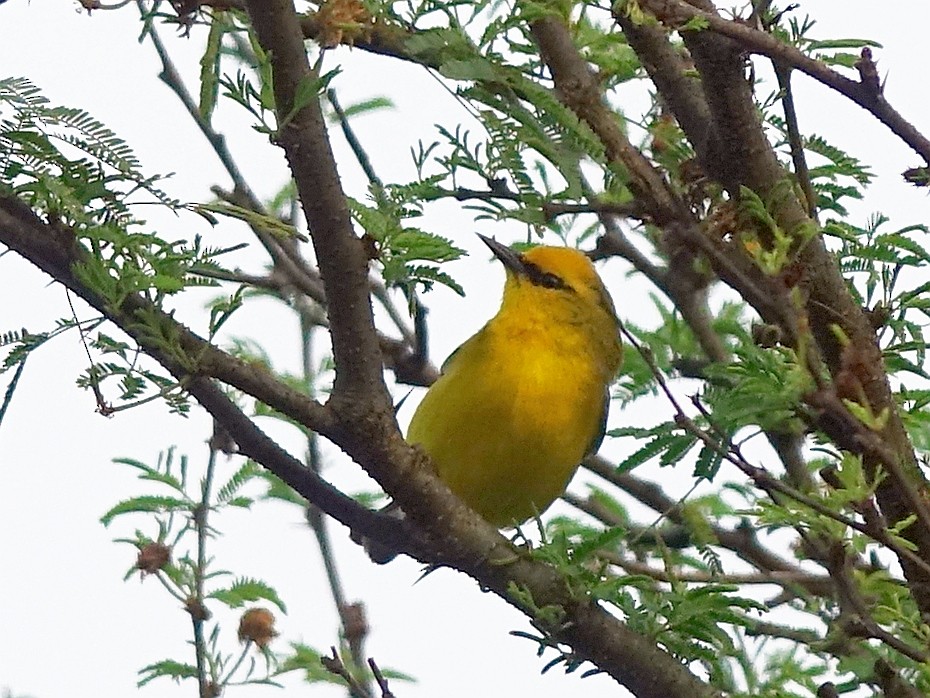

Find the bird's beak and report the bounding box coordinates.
[477,234,526,275]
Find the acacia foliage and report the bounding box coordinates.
[3,2,930,697]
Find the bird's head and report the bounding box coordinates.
[477,234,618,326]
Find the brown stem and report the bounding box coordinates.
[582,456,815,582]
[639,0,930,163]
[631,3,930,614]
[530,16,687,226]
[244,0,391,408]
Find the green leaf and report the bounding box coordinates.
[571,526,626,562]
[199,13,225,123]
[208,576,287,613]
[151,274,185,294]
[259,470,307,506]
[196,201,307,242]
[616,430,683,472]
[338,96,394,120]
[216,459,262,503]
[279,69,342,129]
[439,58,500,82]
[808,38,882,51]
[100,495,193,526]
[225,496,254,508]
[137,659,198,687]
[112,456,186,493]
[659,433,697,467]
[693,444,723,480]
[680,15,709,31]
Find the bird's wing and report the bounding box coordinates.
[437,323,488,375]
[585,388,611,457]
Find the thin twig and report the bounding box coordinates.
[138,0,263,212]
[617,321,930,579]
[327,89,383,189]
[219,642,252,685]
[322,647,374,698]
[141,0,338,328]
[581,456,810,580]
[66,289,109,414]
[0,354,27,428]
[300,313,373,698]
[324,85,437,390]
[153,569,190,603]
[370,282,417,348]
[324,90,424,358]
[743,618,822,645]
[192,444,219,697]
[823,538,930,664]
[542,200,644,220]
[602,553,833,592]
[773,63,818,221]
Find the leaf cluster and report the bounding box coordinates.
[103,449,289,690]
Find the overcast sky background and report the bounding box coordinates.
[2,2,929,697]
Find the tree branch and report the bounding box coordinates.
[610,0,930,614]
[638,0,930,164]
[0,12,729,698]
[530,16,688,226]
[244,0,390,407]
[236,6,726,694]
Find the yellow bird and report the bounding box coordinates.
[406,235,622,527]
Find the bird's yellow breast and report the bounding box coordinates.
[407,295,618,526]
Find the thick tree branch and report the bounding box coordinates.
[0,194,337,433]
[244,0,390,408]
[1,187,724,698]
[612,11,717,162]
[665,11,930,614]
[637,0,930,164]
[530,17,688,226]
[595,0,930,617]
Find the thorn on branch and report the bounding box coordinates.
[854,47,882,98]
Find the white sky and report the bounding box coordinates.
[1,2,929,698]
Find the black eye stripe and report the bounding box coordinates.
[523,260,571,290]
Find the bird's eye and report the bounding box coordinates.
[523,260,571,290]
[523,260,574,291]
[539,272,565,289]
